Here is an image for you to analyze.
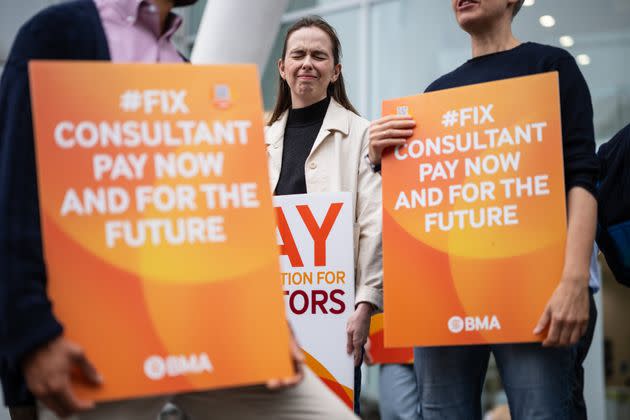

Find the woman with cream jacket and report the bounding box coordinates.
[265,17,383,391]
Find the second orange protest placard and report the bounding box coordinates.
[368,314,413,364]
[382,73,566,347]
[29,62,293,401]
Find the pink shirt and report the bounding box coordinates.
[93,0,184,63]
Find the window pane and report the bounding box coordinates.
[369,0,468,119]
[261,22,292,112]
[287,0,342,13]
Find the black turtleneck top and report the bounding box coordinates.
[274,96,330,196]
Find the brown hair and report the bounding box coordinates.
[267,16,359,125]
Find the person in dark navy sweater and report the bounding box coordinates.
[368,1,598,419]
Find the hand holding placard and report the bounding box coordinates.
[367,114,415,165]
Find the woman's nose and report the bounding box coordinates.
[301,55,313,69]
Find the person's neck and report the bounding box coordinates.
[151,0,174,34]
[291,93,328,110]
[470,21,520,58]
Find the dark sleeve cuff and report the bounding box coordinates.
[566,178,598,199]
[5,304,63,366]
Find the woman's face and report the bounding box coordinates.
[278,26,341,108]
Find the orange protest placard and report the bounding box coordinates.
[382,72,566,347]
[29,62,293,401]
[368,314,413,364]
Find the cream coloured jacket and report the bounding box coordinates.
[266,98,383,310]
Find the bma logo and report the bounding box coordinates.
[448,315,501,334]
[144,353,214,381]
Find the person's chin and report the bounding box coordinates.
[297,82,316,92]
[295,87,314,98]
[457,15,485,33]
